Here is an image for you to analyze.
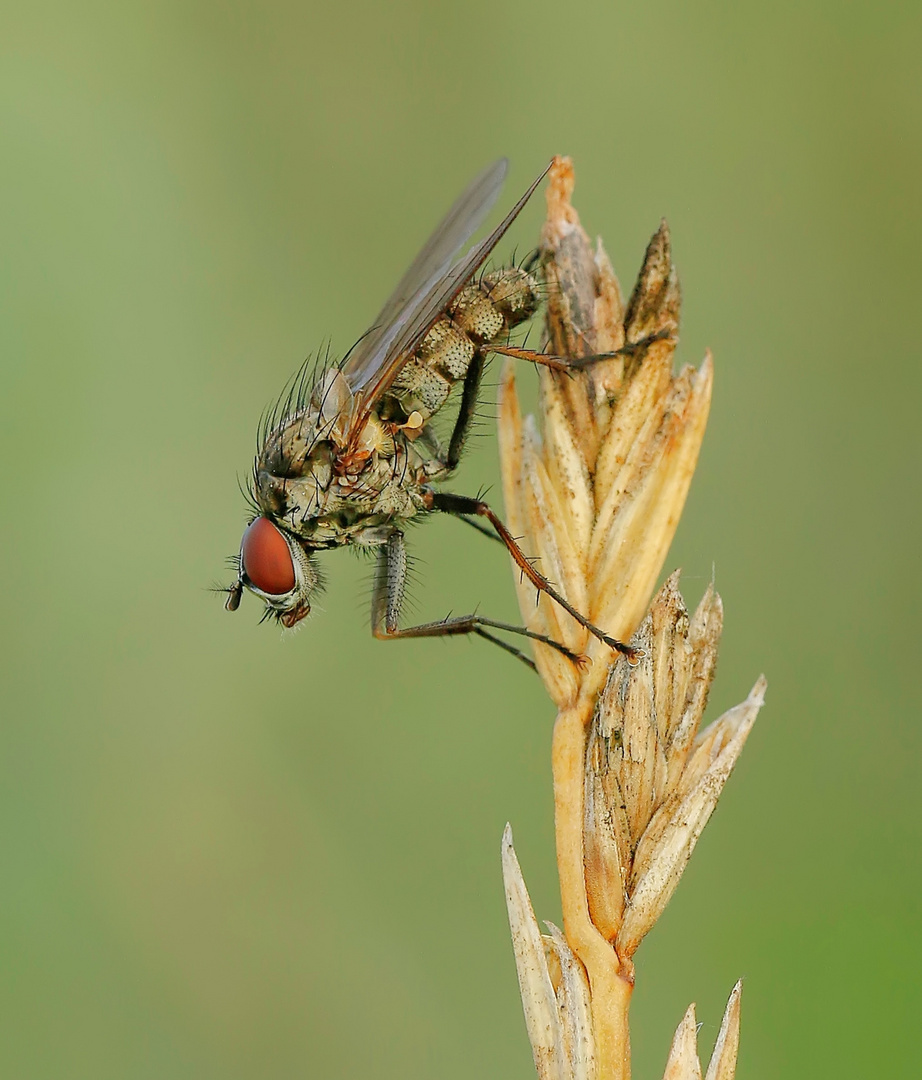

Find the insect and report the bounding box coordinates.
[224,158,642,667]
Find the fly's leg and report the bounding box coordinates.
[446,350,485,471]
[424,491,643,662]
[489,329,674,372]
[562,327,675,367]
[455,514,504,543]
[441,333,673,474]
[434,354,504,542]
[370,529,585,671]
[487,345,572,373]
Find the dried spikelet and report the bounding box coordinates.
[661,982,743,1080]
[499,160,713,706]
[705,981,743,1080]
[498,157,764,1080]
[503,825,597,1080]
[662,1004,703,1080]
[502,826,568,1080]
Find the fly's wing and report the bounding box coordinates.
[341,158,509,394]
[342,161,551,420]
[343,156,509,393]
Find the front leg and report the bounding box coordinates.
[370,528,584,670]
[371,529,409,636]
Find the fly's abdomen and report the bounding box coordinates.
[387,266,538,422]
[457,267,539,336]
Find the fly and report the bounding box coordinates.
[223,159,645,668]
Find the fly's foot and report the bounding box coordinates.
[594,630,644,666]
[622,644,645,666]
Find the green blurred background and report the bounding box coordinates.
[2,0,919,1076]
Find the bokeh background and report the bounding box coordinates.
[2,1,920,1076]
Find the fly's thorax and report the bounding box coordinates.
[257,429,337,522]
[261,417,331,481]
[257,364,402,520]
[260,368,358,479]
[257,421,428,536]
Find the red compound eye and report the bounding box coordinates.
[241,517,296,596]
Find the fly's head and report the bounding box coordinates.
[225,516,321,628]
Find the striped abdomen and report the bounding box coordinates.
[383,266,538,422]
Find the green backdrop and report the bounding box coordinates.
[2,1,919,1076]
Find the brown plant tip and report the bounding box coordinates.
[624,220,681,350]
[499,157,712,706]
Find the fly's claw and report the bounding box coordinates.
[597,631,645,666]
[623,644,645,666]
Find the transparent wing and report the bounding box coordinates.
[342,158,509,393]
[342,161,551,415]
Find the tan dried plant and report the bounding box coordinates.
[498,157,766,1080]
